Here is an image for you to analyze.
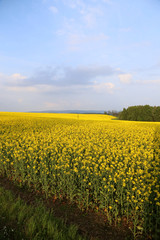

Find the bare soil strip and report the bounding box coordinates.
[0,176,136,240]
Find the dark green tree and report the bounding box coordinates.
[118,105,160,122]
[152,106,160,122]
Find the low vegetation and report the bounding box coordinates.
[0,185,86,240]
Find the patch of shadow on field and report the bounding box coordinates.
[0,176,133,240]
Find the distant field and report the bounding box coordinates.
[0,112,115,121]
[0,112,160,239]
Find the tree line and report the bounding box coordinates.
[118,105,160,122]
[104,110,120,117]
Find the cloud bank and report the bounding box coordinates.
[1,65,118,94]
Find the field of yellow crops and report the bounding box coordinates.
[0,112,160,238]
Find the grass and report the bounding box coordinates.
[0,186,87,240]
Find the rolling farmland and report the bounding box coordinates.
[0,112,160,239]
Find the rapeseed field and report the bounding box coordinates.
[0,112,160,238]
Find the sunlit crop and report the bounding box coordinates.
[0,112,160,238]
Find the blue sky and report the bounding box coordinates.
[0,0,160,112]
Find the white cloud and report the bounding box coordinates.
[93,82,115,93]
[82,6,102,27]
[63,0,103,28]
[0,72,27,86]
[63,0,85,9]
[56,18,76,37]
[67,33,108,51]
[10,73,27,80]
[55,4,105,50]
[83,13,95,28]
[0,65,118,96]
[118,74,132,84]
[81,7,103,28]
[49,6,58,14]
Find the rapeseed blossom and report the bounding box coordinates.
[0,112,160,238]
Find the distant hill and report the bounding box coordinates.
[29,110,105,114]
